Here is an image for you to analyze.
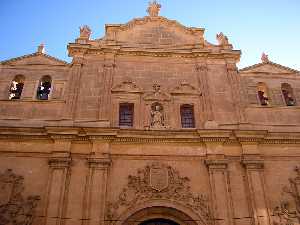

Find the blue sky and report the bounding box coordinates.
[1,0,300,70]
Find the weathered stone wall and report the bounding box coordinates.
[1,134,300,225]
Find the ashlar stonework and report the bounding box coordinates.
[0,2,300,225]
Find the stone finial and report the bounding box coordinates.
[37,43,45,54]
[79,25,91,39]
[147,1,161,17]
[261,52,269,63]
[216,32,229,46]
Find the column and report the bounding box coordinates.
[45,152,71,225]
[205,158,234,225]
[82,155,111,225]
[242,156,270,225]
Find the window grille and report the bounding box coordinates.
[180,104,195,128]
[119,103,134,127]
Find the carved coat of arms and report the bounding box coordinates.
[106,162,212,225]
[149,162,168,191]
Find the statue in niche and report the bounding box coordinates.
[150,102,164,128]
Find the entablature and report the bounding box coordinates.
[1,127,300,145]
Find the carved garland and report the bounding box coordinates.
[105,162,212,225]
[0,169,40,225]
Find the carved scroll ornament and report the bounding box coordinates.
[106,162,212,224]
[0,169,40,225]
[273,166,300,225]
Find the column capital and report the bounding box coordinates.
[195,64,207,72]
[241,155,264,170]
[48,152,71,168]
[49,157,71,168]
[87,156,111,169]
[205,158,228,170]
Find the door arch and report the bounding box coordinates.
[140,218,179,225]
[121,205,199,225]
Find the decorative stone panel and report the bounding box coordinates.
[0,169,40,225]
[106,162,212,225]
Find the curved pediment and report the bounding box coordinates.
[143,84,171,102]
[171,81,201,95]
[104,16,205,48]
[111,79,143,93]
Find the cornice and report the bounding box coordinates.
[67,43,240,60]
[239,61,299,74]
[0,52,69,66]
[0,127,300,145]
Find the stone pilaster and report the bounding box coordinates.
[226,63,246,123]
[242,156,270,225]
[45,152,72,225]
[82,155,111,225]
[196,63,214,121]
[62,56,84,120]
[205,158,234,225]
[99,54,115,121]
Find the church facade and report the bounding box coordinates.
[1,2,300,225]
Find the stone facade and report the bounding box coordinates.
[1,2,300,225]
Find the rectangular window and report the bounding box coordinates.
[119,103,134,127]
[180,105,195,128]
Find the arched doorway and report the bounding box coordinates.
[121,206,199,225]
[140,218,179,225]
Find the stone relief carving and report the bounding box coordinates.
[0,169,40,225]
[143,84,171,102]
[273,166,300,225]
[273,202,295,225]
[106,162,212,225]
